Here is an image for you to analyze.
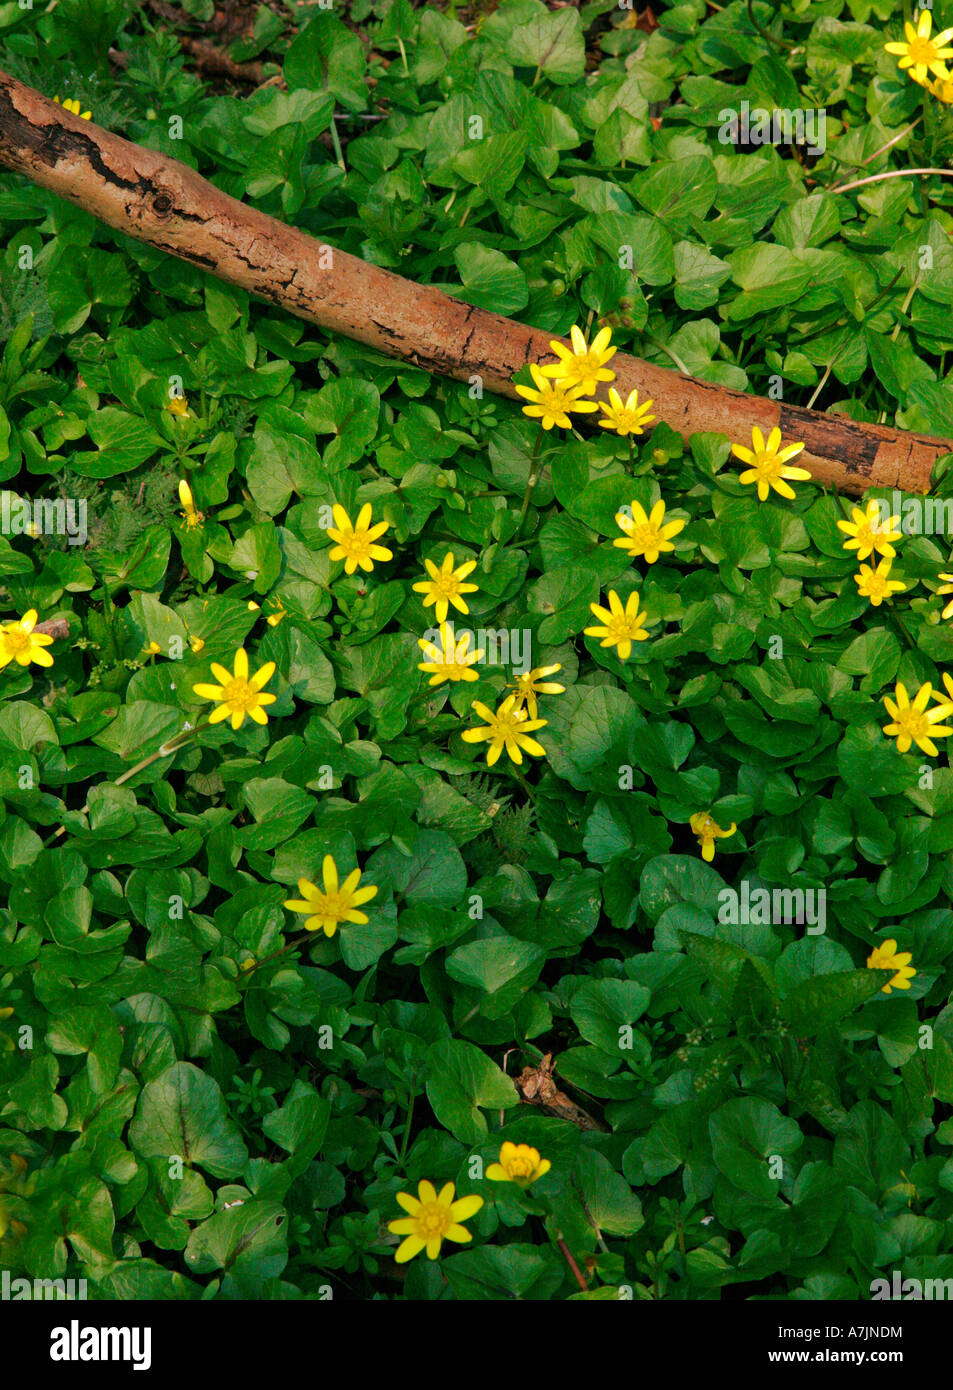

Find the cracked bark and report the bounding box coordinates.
[0,69,950,497]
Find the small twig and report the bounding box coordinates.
[830,168,953,195]
[240,929,313,975]
[45,720,207,844]
[555,1231,589,1293]
[827,119,921,175]
[805,363,831,411]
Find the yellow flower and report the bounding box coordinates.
[690,811,736,861]
[412,552,479,623]
[0,610,55,670]
[882,681,953,756]
[54,95,92,120]
[584,589,650,659]
[387,1180,483,1263]
[936,572,953,619]
[192,648,277,730]
[933,672,953,707]
[836,499,901,561]
[462,694,547,767]
[732,426,811,501]
[283,854,378,937]
[326,503,392,575]
[167,397,189,417]
[929,70,953,101]
[417,622,483,686]
[486,1141,551,1187]
[145,641,162,656]
[514,363,600,431]
[853,559,906,607]
[247,601,260,611]
[867,939,916,994]
[178,479,204,529]
[885,10,953,85]
[613,498,685,564]
[508,664,564,719]
[597,386,656,437]
[539,324,617,395]
[189,635,206,653]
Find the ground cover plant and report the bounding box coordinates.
[4,0,953,1304]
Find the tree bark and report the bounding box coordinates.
[0,69,949,497]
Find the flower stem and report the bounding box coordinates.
[241,930,313,975]
[45,720,208,845]
[516,428,546,538]
[553,1229,589,1293]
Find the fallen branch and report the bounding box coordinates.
[0,71,949,496]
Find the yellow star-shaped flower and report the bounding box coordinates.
[326,503,393,575]
[584,589,650,660]
[461,694,547,767]
[882,681,953,756]
[192,648,277,730]
[866,939,916,994]
[836,499,901,561]
[387,1180,483,1263]
[283,854,378,937]
[597,386,656,438]
[0,610,55,670]
[412,552,479,624]
[508,664,564,720]
[614,498,685,564]
[853,559,906,607]
[514,363,600,431]
[486,1142,551,1187]
[885,10,953,85]
[417,623,483,686]
[732,426,811,501]
[538,325,617,395]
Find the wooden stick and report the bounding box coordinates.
[0,70,948,496]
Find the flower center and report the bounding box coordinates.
[344,531,374,558]
[316,890,347,919]
[4,629,28,653]
[417,1202,451,1237]
[434,574,459,596]
[508,1157,533,1177]
[908,37,937,63]
[753,451,783,477]
[628,523,659,549]
[222,677,254,709]
[608,615,637,640]
[898,710,930,740]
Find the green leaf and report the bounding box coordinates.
[129,1062,249,1178]
[783,969,895,1034]
[425,1039,518,1143]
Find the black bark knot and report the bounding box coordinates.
[151,189,174,219]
